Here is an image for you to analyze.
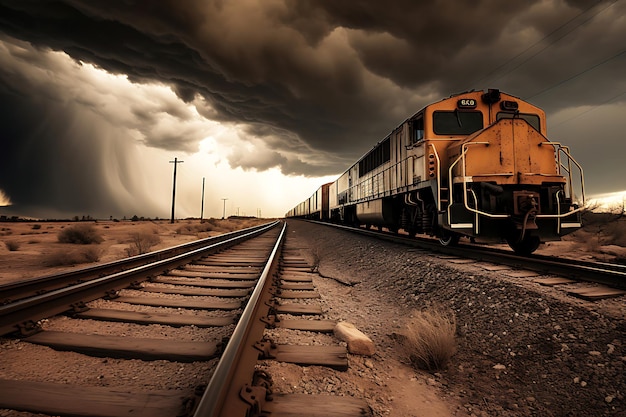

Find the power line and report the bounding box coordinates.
[221,198,228,219]
[549,91,625,129]
[472,1,601,86]
[169,157,184,223]
[526,50,625,99]
[476,0,619,86]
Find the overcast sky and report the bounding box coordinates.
[0,0,624,219]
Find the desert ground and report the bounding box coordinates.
[0,215,625,416]
[1,213,624,285]
[0,217,271,285]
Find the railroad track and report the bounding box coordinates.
[307,220,626,297]
[0,221,372,417]
[0,221,281,305]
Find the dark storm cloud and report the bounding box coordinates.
[1,0,621,140]
[0,0,624,216]
[0,78,159,218]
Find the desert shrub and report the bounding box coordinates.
[125,231,161,256]
[176,221,218,235]
[583,231,602,252]
[605,221,626,247]
[4,240,20,251]
[44,247,101,266]
[57,224,103,244]
[32,224,41,230]
[175,218,270,236]
[176,223,200,235]
[400,307,457,371]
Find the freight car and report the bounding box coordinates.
[286,89,585,255]
[285,183,332,221]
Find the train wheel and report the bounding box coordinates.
[506,235,540,255]
[438,231,460,246]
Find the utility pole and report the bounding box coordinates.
[200,177,205,221]
[221,198,228,219]
[169,157,184,223]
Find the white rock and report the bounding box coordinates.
[333,321,376,356]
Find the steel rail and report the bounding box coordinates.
[194,222,286,417]
[303,220,626,290]
[0,221,279,303]
[0,221,281,336]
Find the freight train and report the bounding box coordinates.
[286,89,585,255]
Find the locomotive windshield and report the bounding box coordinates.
[496,112,541,131]
[433,111,483,135]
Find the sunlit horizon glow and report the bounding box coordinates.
[587,190,626,213]
[0,42,340,220]
[0,189,11,207]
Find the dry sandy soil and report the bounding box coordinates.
[1,216,623,285]
[0,218,270,285]
[1,218,625,417]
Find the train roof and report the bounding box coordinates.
[334,89,542,182]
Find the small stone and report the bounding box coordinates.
[589,351,601,356]
[580,381,587,387]
[607,344,615,354]
[493,364,506,370]
[334,321,376,356]
[606,395,615,403]
[573,377,580,384]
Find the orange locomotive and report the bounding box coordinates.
[286,89,585,254]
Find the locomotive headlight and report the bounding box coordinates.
[428,154,436,177]
[500,100,518,111]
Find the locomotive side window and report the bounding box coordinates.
[358,137,391,177]
[433,111,483,135]
[496,112,541,131]
[411,116,424,143]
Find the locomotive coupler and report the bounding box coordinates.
[512,191,539,239]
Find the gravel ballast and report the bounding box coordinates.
[275,220,625,417]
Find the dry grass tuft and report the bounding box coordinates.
[57,224,103,244]
[125,230,162,256]
[176,218,271,237]
[606,221,626,247]
[44,247,101,266]
[400,307,457,371]
[309,245,321,272]
[4,240,20,251]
